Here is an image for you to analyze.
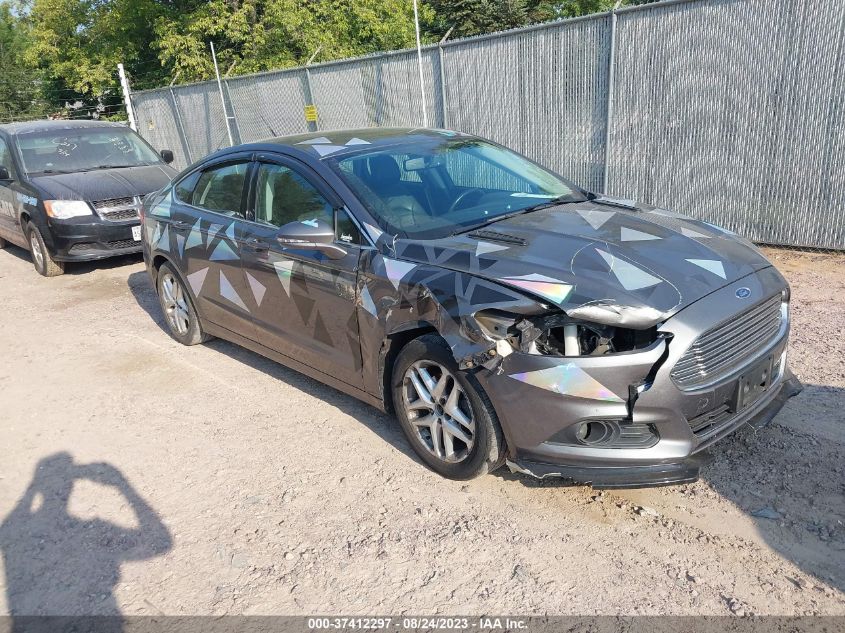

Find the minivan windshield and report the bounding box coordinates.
[16,127,163,175]
[328,138,586,240]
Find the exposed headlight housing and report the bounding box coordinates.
[44,200,93,219]
[473,308,661,357]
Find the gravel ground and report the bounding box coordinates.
[0,244,842,617]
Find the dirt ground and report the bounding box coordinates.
[0,244,842,617]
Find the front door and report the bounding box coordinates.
[239,158,365,389]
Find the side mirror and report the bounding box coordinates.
[276,218,347,260]
[160,149,174,164]
[0,166,11,181]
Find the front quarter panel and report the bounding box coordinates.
[356,248,548,398]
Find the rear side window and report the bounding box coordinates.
[191,162,249,217]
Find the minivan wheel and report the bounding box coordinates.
[157,263,209,346]
[27,223,65,277]
[392,334,506,480]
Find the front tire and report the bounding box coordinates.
[392,334,506,480]
[27,223,65,277]
[157,263,209,346]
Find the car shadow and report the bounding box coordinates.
[0,453,172,632]
[495,383,845,595]
[0,242,143,276]
[125,270,423,467]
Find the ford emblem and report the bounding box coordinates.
[736,287,751,299]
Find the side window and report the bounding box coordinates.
[336,208,362,245]
[0,138,17,179]
[173,170,201,203]
[191,162,249,217]
[254,163,333,228]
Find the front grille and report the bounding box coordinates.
[93,196,141,222]
[671,294,783,388]
[107,239,140,250]
[100,208,139,221]
[92,196,134,210]
[69,243,96,253]
[688,404,732,435]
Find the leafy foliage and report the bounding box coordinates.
[0,0,658,121]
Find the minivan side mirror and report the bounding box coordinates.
[276,218,347,260]
[160,149,174,164]
[0,166,12,182]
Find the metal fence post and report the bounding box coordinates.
[438,47,448,129]
[168,74,193,165]
[437,29,453,129]
[117,63,138,131]
[210,42,235,147]
[602,1,623,194]
[304,46,322,132]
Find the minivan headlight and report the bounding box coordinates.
[44,200,92,219]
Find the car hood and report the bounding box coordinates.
[392,200,775,328]
[29,164,176,202]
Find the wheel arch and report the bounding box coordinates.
[379,322,440,416]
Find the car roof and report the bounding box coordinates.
[0,119,127,137]
[259,127,473,160]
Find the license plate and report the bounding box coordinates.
[733,355,774,411]
[132,225,142,241]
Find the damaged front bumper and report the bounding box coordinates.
[475,269,802,488]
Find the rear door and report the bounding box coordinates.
[167,156,254,334]
[239,155,366,389]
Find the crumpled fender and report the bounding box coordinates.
[358,251,546,371]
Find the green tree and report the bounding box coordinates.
[155,0,433,83]
[423,0,658,39]
[0,3,48,122]
[23,0,174,93]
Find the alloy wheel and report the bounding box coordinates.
[402,360,475,463]
[30,232,44,271]
[161,272,190,335]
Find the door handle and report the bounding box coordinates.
[172,221,191,230]
[243,237,269,252]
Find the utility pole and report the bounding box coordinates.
[117,63,137,131]
[210,42,235,147]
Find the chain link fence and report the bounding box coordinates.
[130,0,845,250]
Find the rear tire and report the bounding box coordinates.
[27,222,65,277]
[392,334,506,480]
[156,263,210,346]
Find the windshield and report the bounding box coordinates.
[328,138,585,239]
[16,127,163,174]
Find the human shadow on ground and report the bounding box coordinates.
[0,453,172,632]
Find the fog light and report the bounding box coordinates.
[575,422,590,442]
[576,421,613,445]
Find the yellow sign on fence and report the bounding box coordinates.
[304,104,318,122]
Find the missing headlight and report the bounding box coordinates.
[474,309,660,357]
[533,320,659,356]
